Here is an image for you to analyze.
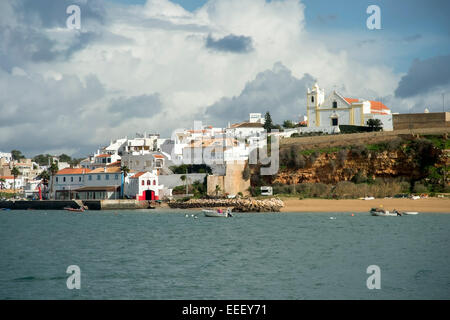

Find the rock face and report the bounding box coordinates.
[168,198,284,212]
[275,150,427,185]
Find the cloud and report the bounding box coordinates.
[0,0,436,157]
[204,62,315,125]
[205,34,253,53]
[395,55,450,98]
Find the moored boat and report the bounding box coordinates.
[370,208,400,216]
[202,208,233,217]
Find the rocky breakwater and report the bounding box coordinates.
[168,198,285,212]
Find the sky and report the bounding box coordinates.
[0,0,449,158]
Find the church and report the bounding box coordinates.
[306,83,393,131]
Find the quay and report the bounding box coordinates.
[0,199,156,211]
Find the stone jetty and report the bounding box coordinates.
[168,198,284,212]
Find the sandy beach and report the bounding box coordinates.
[280,197,450,213]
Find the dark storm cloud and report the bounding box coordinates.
[203,62,315,125]
[205,34,253,53]
[395,55,450,98]
[108,94,163,124]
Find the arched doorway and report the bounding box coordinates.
[144,190,155,200]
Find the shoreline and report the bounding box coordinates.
[279,197,450,213]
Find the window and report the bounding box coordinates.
[147,180,150,185]
[63,177,66,182]
[79,177,81,182]
[71,177,74,182]
[89,175,92,181]
[333,101,337,108]
[141,180,144,186]
[56,177,59,182]
[311,96,314,103]
[332,118,338,126]
[115,174,119,180]
[153,180,156,185]
[97,175,101,180]
[106,175,109,180]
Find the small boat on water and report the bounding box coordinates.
[370,208,419,216]
[370,208,400,216]
[64,207,85,212]
[202,208,233,218]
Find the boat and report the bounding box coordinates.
[64,207,85,212]
[370,208,400,216]
[202,208,233,217]
[402,211,419,215]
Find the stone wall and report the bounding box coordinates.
[207,161,250,196]
[393,112,449,130]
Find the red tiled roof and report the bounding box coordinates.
[107,160,121,167]
[370,100,389,110]
[130,172,146,178]
[153,155,164,159]
[0,176,14,180]
[344,97,359,104]
[96,154,110,158]
[56,168,91,175]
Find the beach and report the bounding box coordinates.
[280,197,450,213]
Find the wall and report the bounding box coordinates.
[159,173,207,188]
[206,161,250,196]
[393,112,449,130]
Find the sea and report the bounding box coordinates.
[0,209,449,300]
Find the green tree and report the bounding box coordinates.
[264,112,273,133]
[120,166,130,178]
[59,154,72,163]
[282,120,296,128]
[366,119,383,131]
[38,170,50,186]
[11,150,25,161]
[11,166,21,196]
[0,178,6,190]
[215,184,221,197]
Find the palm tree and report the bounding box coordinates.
[215,184,221,197]
[120,166,130,198]
[11,166,20,197]
[180,175,187,195]
[49,162,59,200]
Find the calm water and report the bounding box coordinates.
[0,209,449,299]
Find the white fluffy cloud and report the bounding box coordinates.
[0,0,443,157]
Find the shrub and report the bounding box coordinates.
[350,144,368,157]
[413,182,428,194]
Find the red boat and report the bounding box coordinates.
[64,207,85,212]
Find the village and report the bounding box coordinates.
[1,83,449,206]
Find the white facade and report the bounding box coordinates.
[0,176,24,189]
[306,83,393,131]
[0,152,12,163]
[124,170,164,200]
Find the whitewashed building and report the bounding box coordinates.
[124,170,167,200]
[306,83,393,132]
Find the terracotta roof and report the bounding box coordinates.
[344,97,359,104]
[153,155,164,159]
[370,100,389,110]
[0,176,14,180]
[56,168,91,175]
[107,160,121,167]
[130,172,147,178]
[95,154,110,158]
[89,167,122,173]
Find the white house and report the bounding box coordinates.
[125,170,166,200]
[0,152,12,163]
[306,83,393,131]
[0,175,24,190]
